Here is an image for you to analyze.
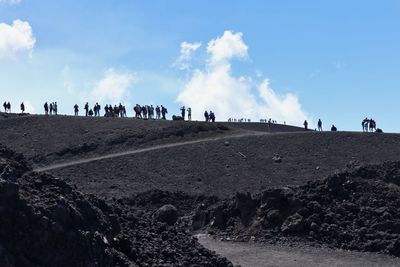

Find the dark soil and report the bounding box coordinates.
[194,161,400,257]
[0,145,232,267]
[0,115,233,167]
[50,131,400,199]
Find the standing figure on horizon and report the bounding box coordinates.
[180,106,186,120]
[362,117,369,132]
[3,102,6,113]
[303,120,308,130]
[187,107,192,121]
[20,102,25,114]
[209,111,215,122]
[54,102,58,115]
[317,119,323,131]
[161,105,168,120]
[44,102,49,115]
[49,103,54,115]
[74,104,79,116]
[204,110,209,122]
[84,102,89,117]
[155,105,161,119]
[6,102,11,113]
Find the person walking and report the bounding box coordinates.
[84,102,89,116]
[74,104,79,116]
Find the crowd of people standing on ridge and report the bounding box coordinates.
[133,104,169,120]
[43,102,58,115]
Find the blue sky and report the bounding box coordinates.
[1,0,400,132]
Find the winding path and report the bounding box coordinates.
[34,131,269,173]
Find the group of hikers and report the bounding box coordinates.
[204,110,216,122]
[228,118,252,123]
[2,102,11,113]
[73,103,128,118]
[43,102,58,115]
[133,104,169,120]
[362,118,377,132]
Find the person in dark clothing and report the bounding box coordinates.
[156,105,161,119]
[317,119,322,131]
[331,125,337,131]
[74,104,79,116]
[49,103,53,115]
[44,102,49,115]
[6,102,11,113]
[88,109,94,116]
[204,110,209,122]
[209,111,215,122]
[161,105,168,120]
[3,102,6,113]
[84,102,89,117]
[180,106,186,120]
[20,102,25,113]
[303,120,308,130]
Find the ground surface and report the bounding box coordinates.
[198,235,400,267]
[2,113,400,266]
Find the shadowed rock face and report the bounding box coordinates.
[196,162,400,257]
[0,145,233,267]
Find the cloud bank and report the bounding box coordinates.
[91,68,135,103]
[176,30,309,125]
[0,19,36,59]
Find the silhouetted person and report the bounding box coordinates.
[209,111,215,122]
[54,102,58,115]
[303,120,308,130]
[161,105,167,120]
[317,119,322,131]
[6,102,11,113]
[49,103,53,115]
[204,110,209,122]
[187,107,192,121]
[3,102,6,113]
[84,102,89,116]
[156,105,161,119]
[20,102,25,113]
[180,106,186,120]
[74,104,79,116]
[44,102,49,115]
[331,125,337,131]
[362,117,369,132]
[88,109,94,116]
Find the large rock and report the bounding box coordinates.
[155,204,179,226]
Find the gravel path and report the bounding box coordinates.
[198,235,400,267]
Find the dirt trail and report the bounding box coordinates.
[198,235,400,267]
[34,131,269,172]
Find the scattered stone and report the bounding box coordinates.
[272,154,282,163]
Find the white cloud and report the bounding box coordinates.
[91,68,135,103]
[207,30,248,66]
[176,30,309,125]
[0,0,21,5]
[0,20,36,59]
[173,41,202,70]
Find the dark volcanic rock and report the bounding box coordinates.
[155,204,179,225]
[200,161,400,257]
[0,145,233,267]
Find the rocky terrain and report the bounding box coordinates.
[1,113,400,266]
[194,161,400,257]
[0,145,232,267]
